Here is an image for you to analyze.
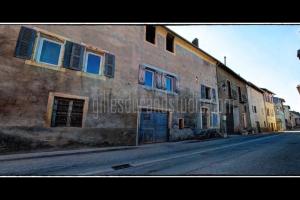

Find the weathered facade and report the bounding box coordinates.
[273,97,286,131]
[0,25,220,147]
[246,82,267,133]
[216,64,251,135]
[290,111,300,128]
[261,88,277,131]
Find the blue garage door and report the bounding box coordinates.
[139,111,168,144]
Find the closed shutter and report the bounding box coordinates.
[104,53,115,78]
[138,65,145,84]
[155,72,162,89]
[63,41,85,71]
[201,85,206,99]
[15,26,37,59]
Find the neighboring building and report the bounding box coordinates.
[290,111,300,128]
[283,105,292,129]
[246,82,267,133]
[261,88,277,131]
[0,25,222,146]
[273,97,286,131]
[216,63,251,135]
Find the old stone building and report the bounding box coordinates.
[246,82,267,133]
[261,88,277,131]
[216,63,251,135]
[0,25,220,147]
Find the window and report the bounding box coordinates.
[166,76,173,92]
[145,25,156,44]
[145,70,154,87]
[84,52,102,75]
[227,80,232,99]
[238,86,242,101]
[253,106,257,113]
[166,33,174,53]
[201,85,211,100]
[51,97,85,127]
[36,37,62,66]
[179,118,184,129]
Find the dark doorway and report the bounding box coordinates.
[226,103,234,134]
[256,121,261,133]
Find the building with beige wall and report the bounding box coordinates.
[0,25,221,147]
[273,97,286,131]
[246,82,267,133]
[261,88,277,131]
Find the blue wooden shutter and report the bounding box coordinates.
[63,41,85,71]
[15,26,37,59]
[104,53,115,78]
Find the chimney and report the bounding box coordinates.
[297,85,300,95]
[192,38,199,47]
[298,49,300,60]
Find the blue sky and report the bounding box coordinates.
[168,25,300,112]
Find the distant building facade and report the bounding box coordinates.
[246,82,267,133]
[217,64,251,135]
[273,97,286,131]
[261,88,277,131]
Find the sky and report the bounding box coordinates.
[168,25,300,112]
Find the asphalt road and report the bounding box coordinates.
[1,132,300,176]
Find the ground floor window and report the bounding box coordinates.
[51,97,85,127]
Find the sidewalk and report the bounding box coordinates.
[0,131,278,162]
[0,145,138,162]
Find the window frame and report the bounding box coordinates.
[83,51,103,76]
[35,37,63,68]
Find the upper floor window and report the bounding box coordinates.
[238,86,242,101]
[227,80,232,99]
[201,85,216,101]
[36,37,63,66]
[14,26,116,79]
[144,70,154,87]
[138,64,179,93]
[166,33,174,53]
[84,52,102,75]
[145,25,156,44]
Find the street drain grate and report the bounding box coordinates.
[111,163,132,170]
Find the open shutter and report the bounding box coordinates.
[162,74,166,90]
[201,85,206,99]
[15,26,37,59]
[173,77,179,93]
[138,65,145,84]
[155,72,162,89]
[104,53,115,78]
[212,88,216,101]
[63,41,85,71]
